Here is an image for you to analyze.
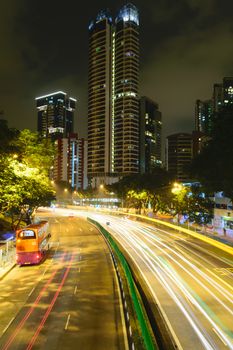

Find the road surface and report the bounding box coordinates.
[86,211,233,350]
[0,212,127,350]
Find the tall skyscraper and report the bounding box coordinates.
[88,3,139,187]
[36,91,76,140]
[139,96,162,173]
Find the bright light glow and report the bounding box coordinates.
[171,182,183,194]
[35,91,67,100]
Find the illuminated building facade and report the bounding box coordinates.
[36,91,76,140]
[195,99,213,136]
[88,3,139,187]
[139,96,162,173]
[54,134,88,190]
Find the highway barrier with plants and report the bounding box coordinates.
[87,217,157,350]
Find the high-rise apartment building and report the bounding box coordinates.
[212,77,233,113]
[53,134,88,190]
[195,99,213,136]
[166,133,192,182]
[139,96,162,173]
[36,91,76,140]
[88,3,139,187]
[76,138,88,190]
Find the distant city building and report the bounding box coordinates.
[36,91,76,140]
[195,77,233,143]
[53,134,88,190]
[212,77,233,113]
[195,99,213,136]
[213,83,223,113]
[88,3,139,187]
[139,96,162,173]
[166,133,192,182]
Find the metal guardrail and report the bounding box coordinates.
[0,239,15,268]
[87,217,156,350]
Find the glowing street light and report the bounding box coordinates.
[171,182,183,194]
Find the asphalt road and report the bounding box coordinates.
[86,211,233,350]
[0,212,127,350]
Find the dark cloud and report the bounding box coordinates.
[1,0,233,147]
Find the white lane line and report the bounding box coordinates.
[74,285,78,295]
[212,327,227,346]
[28,287,35,297]
[65,314,71,330]
[2,317,15,334]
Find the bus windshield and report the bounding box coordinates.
[19,230,36,239]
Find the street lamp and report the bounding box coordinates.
[171,182,183,194]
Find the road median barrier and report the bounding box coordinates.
[87,217,157,350]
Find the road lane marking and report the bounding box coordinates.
[212,327,227,346]
[74,286,78,295]
[26,254,75,350]
[1,252,67,350]
[28,287,35,297]
[2,318,15,334]
[65,314,71,330]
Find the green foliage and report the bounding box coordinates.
[12,129,55,173]
[108,168,174,214]
[0,125,55,229]
[170,185,213,225]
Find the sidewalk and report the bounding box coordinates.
[203,227,233,246]
[0,260,16,280]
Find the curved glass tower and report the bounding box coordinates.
[88,4,139,187]
[113,3,139,174]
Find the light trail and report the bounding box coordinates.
[1,251,67,350]
[89,213,233,349]
[26,253,75,350]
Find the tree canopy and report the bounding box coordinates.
[0,122,55,229]
[190,106,233,201]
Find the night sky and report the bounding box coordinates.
[1,0,233,143]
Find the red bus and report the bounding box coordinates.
[16,221,51,265]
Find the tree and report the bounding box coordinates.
[190,106,233,201]
[170,184,213,225]
[0,128,55,229]
[107,168,173,212]
[0,119,19,154]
